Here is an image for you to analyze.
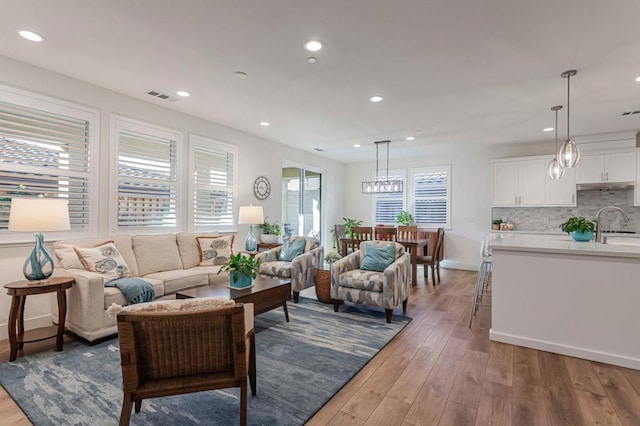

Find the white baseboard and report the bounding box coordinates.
[440,260,479,271]
[0,314,53,341]
[490,329,640,370]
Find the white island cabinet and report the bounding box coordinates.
[489,233,640,370]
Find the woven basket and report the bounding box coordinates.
[314,268,332,304]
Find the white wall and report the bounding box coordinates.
[0,55,346,339]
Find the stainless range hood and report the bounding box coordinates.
[577,182,635,190]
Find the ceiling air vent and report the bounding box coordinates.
[621,110,640,116]
[313,147,324,152]
[146,90,181,102]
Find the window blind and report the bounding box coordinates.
[192,145,234,227]
[413,168,449,226]
[374,172,404,224]
[0,100,91,230]
[117,129,177,228]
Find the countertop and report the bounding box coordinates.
[489,233,640,259]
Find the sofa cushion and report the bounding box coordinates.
[177,232,220,269]
[338,269,384,292]
[144,269,210,294]
[75,242,134,282]
[103,278,164,309]
[279,238,306,261]
[258,261,292,278]
[361,243,395,272]
[187,266,229,285]
[133,234,183,276]
[197,235,234,266]
[53,236,139,276]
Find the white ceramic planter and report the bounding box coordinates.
[260,234,281,244]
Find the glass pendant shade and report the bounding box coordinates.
[547,157,565,180]
[558,138,580,168]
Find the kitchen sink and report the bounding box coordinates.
[602,236,640,246]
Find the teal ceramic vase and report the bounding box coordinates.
[571,230,593,242]
[230,271,253,289]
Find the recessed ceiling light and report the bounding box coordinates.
[406,136,415,141]
[234,71,248,78]
[353,144,361,148]
[307,57,318,64]
[304,40,323,52]
[543,127,554,132]
[260,121,270,126]
[176,90,190,97]
[18,30,44,42]
[370,96,384,103]
[635,76,640,82]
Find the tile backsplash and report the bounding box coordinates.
[492,188,640,232]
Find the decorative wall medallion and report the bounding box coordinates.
[253,176,271,200]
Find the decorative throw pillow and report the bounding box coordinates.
[361,244,396,272]
[197,235,234,266]
[74,241,133,282]
[279,238,306,262]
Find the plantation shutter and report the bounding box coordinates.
[0,100,91,231]
[117,129,177,228]
[374,171,405,224]
[412,166,450,227]
[192,145,234,227]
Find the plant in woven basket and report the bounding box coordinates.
[324,252,341,264]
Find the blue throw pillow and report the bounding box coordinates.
[279,238,306,262]
[361,244,396,272]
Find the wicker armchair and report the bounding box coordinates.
[330,241,410,323]
[116,301,256,426]
[254,236,323,302]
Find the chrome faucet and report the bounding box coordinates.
[595,206,630,243]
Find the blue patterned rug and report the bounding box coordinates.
[0,297,410,425]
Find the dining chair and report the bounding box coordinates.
[416,228,445,285]
[397,225,418,240]
[334,224,347,256]
[349,226,373,253]
[375,226,397,241]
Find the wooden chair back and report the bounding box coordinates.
[375,226,397,241]
[349,226,373,252]
[334,224,347,255]
[435,228,445,261]
[397,225,418,240]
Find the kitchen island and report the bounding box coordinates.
[490,233,640,370]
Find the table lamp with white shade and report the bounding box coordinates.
[238,205,264,252]
[9,197,70,281]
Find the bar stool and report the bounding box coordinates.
[469,236,492,328]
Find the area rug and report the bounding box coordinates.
[0,297,410,425]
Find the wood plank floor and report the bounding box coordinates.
[1,269,639,425]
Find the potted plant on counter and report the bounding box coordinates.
[258,219,282,244]
[560,216,596,242]
[492,219,502,230]
[218,253,259,289]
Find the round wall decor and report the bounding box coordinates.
[253,176,271,200]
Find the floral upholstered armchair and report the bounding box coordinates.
[254,236,323,302]
[330,240,410,323]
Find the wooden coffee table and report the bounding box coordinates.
[176,275,292,322]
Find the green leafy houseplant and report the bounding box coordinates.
[257,220,282,235]
[329,217,363,248]
[560,216,596,234]
[396,211,414,226]
[218,253,259,286]
[324,252,341,264]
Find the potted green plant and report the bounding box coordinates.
[324,252,341,265]
[258,218,282,244]
[492,219,502,230]
[560,216,596,242]
[396,211,414,226]
[330,217,363,248]
[218,253,259,288]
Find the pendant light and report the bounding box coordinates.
[558,70,580,168]
[547,105,565,179]
[361,140,403,194]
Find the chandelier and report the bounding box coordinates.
[557,70,580,168]
[547,105,565,180]
[361,140,403,194]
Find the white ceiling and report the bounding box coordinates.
[1,0,640,162]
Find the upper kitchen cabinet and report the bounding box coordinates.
[576,151,636,184]
[493,159,546,206]
[546,164,576,206]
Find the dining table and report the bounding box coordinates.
[339,237,428,286]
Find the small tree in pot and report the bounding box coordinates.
[396,211,414,226]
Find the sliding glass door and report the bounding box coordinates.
[282,166,321,242]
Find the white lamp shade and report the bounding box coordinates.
[9,198,71,232]
[238,205,264,225]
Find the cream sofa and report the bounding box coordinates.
[50,232,232,342]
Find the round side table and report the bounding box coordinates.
[4,276,74,361]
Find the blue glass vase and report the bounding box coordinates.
[24,232,54,281]
[571,230,593,242]
[244,225,257,252]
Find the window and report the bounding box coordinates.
[409,165,451,228]
[373,169,405,225]
[188,134,237,231]
[111,117,181,232]
[0,86,98,240]
[282,166,321,240]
